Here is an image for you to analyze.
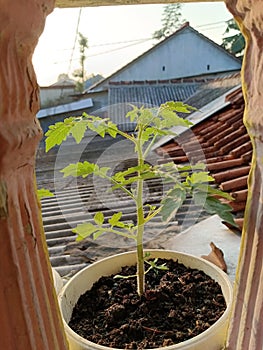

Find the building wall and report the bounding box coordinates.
[110,28,241,82]
[40,86,76,107]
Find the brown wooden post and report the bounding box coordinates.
[224,1,263,349]
[0,1,68,349]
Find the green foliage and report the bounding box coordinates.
[221,18,245,57]
[45,102,237,295]
[153,4,184,40]
[72,32,89,92]
[37,188,54,200]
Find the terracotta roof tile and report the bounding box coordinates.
[157,86,249,233]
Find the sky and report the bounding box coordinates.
[33,2,233,86]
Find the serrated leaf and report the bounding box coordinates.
[108,212,123,226]
[94,212,104,225]
[193,190,207,206]
[93,229,105,240]
[37,188,54,200]
[187,172,215,184]
[161,187,186,222]
[107,121,118,138]
[45,118,76,152]
[140,127,155,144]
[72,222,97,241]
[61,161,96,178]
[178,163,206,172]
[204,196,237,227]
[204,196,232,214]
[160,109,191,129]
[95,166,110,177]
[139,108,154,125]
[126,106,139,122]
[161,101,197,114]
[71,120,87,143]
[205,185,234,200]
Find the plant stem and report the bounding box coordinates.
[136,127,146,296]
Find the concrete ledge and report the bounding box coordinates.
[164,215,241,282]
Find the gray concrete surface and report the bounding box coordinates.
[164,215,241,282]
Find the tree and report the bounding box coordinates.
[73,33,89,92]
[153,4,184,40]
[221,18,245,57]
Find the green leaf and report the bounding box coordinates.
[107,121,118,138]
[161,101,197,114]
[96,166,110,177]
[193,190,207,206]
[126,106,139,122]
[94,212,104,225]
[70,120,87,143]
[187,172,215,184]
[93,229,105,240]
[108,212,123,226]
[140,127,155,144]
[138,108,154,126]
[204,196,238,227]
[178,163,206,172]
[161,186,186,222]
[61,161,96,178]
[72,222,98,241]
[205,185,234,200]
[160,109,193,129]
[204,196,232,214]
[37,188,54,200]
[45,117,76,152]
[145,258,169,271]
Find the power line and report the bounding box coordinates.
[67,8,82,76]
[56,19,229,53]
[195,19,230,28]
[87,38,152,58]
[53,38,152,65]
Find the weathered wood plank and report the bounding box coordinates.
[55,0,220,8]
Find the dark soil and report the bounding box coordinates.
[69,259,226,349]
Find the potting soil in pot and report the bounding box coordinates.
[69,258,226,349]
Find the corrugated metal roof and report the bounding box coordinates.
[37,98,93,119]
[109,83,200,106]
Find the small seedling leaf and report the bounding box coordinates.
[73,222,98,241]
[94,212,104,225]
[108,212,123,226]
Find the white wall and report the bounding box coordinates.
[110,28,241,82]
[40,86,76,107]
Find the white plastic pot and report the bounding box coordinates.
[52,268,63,294]
[59,250,233,350]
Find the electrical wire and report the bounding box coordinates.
[67,8,82,76]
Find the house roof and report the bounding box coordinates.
[37,97,93,119]
[89,23,241,92]
[109,72,241,113]
[109,81,200,107]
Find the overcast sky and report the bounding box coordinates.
[33,2,233,86]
